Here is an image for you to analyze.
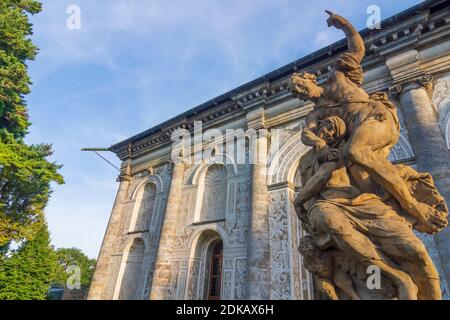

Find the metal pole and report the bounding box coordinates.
[81,147,120,172]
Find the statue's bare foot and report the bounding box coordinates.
[411,202,448,234]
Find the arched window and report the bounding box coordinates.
[207,240,223,300]
[118,238,145,300]
[201,164,227,222]
[134,183,156,231]
[186,230,224,300]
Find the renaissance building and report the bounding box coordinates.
[88,0,450,300]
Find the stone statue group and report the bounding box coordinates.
[291,11,449,300]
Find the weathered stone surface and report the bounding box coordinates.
[88,2,450,300]
[291,11,448,300]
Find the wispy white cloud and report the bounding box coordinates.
[27,0,425,258]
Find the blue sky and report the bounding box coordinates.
[25,0,424,258]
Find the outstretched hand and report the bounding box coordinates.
[318,147,340,163]
[414,202,448,234]
[325,10,349,30]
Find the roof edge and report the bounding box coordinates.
[110,0,447,153]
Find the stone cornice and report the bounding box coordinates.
[232,82,269,110]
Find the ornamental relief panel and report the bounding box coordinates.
[276,120,305,150]
[432,73,450,149]
[158,160,249,300]
[176,191,191,233]
[200,164,228,222]
[183,164,196,185]
[118,238,145,300]
[176,270,187,299]
[142,262,155,299]
[225,179,250,246]
[114,204,132,252]
[125,175,169,299]
[268,189,291,299]
[222,270,233,299]
[167,261,180,300]
[103,257,122,299]
[235,180,251,220]
[152,162,173,188]
[186,259,200,300]
[234,258,247,299]
[173,191,194,250]
[289,189,314,300]
[126,175,144,200]
[196,252,207,299]
[225,182,236,230]
[134,183,156,231]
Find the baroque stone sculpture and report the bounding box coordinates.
[291,11,449,300]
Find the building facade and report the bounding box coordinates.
[88,0,450,300]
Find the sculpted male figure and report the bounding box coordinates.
[295,116,441,300]
[290,11,449,299]
[290,11,448,234]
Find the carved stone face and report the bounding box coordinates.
[290,72,322,101]
[317,120,338,146]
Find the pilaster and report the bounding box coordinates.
[88,167,132,299]
[387,51,450,287]
[245,108,270,299]
[150,161,185,299]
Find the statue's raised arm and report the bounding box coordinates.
[325,10,365,64]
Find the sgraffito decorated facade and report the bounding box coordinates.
[88,0,450,300]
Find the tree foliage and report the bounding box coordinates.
[0,221,58,299]
[0,131,63,245]
[53,247,96,289]
[0,0,42,138]
[0,0,64,246]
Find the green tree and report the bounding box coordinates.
[0,0,41,138]
[53,248,96,289]
[0,221,58,299]
[0,133,63,246]
[0,0,64,247]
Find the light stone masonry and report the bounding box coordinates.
[89,0,450,300]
